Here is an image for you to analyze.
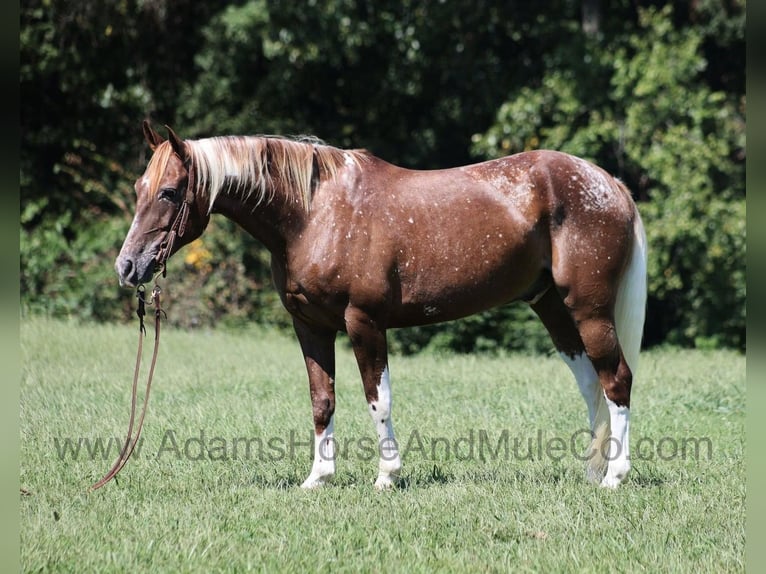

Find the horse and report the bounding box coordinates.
[115,121,647,489]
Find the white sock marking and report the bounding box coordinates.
[601,396,631,488]
[560,352,600,427]
[300,416,335,489]
[369,366,401,489]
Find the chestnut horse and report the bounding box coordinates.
[116,121,647,489]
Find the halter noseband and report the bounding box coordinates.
[155,159,195,277]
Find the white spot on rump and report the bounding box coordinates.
[570,157,624,212]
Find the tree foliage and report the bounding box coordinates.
[20,1,746,352]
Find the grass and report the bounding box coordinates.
[20,317,745,572]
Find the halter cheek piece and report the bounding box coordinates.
[154,159,195,277]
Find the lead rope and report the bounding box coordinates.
[90,283,163,491]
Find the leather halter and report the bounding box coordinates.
[154,158,196,277]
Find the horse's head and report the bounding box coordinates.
[115,121,210,287]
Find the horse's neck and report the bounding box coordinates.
[209,183,304,254]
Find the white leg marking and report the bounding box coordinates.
[560,352,610,483]
[601,397,631,488]
[369,366,401,490]
[300,416,335,489]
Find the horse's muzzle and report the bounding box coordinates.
[115,254,155,287]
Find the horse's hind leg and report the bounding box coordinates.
[530,288,611,483]
[558,219,645,488]
[569,308,632,488]
[548,233,634,488]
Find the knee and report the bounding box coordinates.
[312,395,335,427]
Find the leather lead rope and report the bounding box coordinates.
[90,284,163,491]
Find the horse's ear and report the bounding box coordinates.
[142,120,164,151]
[165,125,190,164]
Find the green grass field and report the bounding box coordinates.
[20,318,745,572]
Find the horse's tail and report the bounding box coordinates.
[614,198,648,374]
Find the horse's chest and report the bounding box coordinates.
[279,253,352,328]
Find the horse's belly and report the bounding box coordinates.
[388,234,547,327]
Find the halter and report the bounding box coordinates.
[154,158,196,277]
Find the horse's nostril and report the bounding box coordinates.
[116,256,134,280]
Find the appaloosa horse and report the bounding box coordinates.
[115,121,647,489]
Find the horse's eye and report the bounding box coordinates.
[158,187,177,202]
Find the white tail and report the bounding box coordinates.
[614,209,648,374]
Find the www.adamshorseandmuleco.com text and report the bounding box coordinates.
[54,427,714,464]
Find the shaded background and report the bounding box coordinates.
[20,0,745,353]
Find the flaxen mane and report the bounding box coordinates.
[188,136,365,212]
[144,136,365,212]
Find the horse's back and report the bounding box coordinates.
[461,150,635,221]
[358,150,636,227]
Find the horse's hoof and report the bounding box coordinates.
[300,475,334,489]
[374,474,399,491]
[599,474,624,488]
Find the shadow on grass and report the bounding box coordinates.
[627,467,669,488]
[243,462,670,491]
[396,464,456,490]
[244,464,458,491]
[247,471,305,490]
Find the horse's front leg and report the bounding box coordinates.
[293,318,337,489]
[344,306,402,490]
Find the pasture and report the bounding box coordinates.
[20,317,744,572]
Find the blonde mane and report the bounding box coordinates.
[177,136,366,212]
